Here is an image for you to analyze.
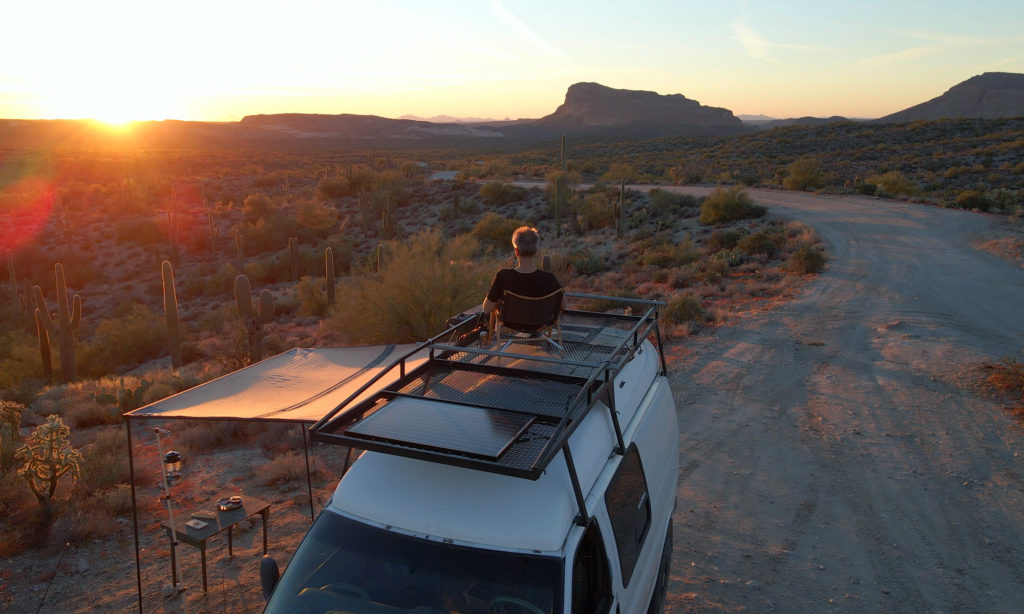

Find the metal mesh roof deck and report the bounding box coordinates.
[310,295,665,480]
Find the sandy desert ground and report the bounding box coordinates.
[4,188,1024,613]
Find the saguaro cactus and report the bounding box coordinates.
[234,274,275,364]
[288,237,300,281]
[0,400,23,473]
[162,260,182,370]
[15,414,82,507]
[35,309,53,384]
[325,246,336,307]
[33,263,81,383]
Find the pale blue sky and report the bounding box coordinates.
[1,0,1021,122]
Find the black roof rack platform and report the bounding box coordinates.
[310,294,666,481]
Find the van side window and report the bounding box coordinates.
[604,443,651,586]
[571,521,612,614]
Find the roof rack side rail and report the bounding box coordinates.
[310,316,472,433]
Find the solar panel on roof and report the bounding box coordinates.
[346,396,535,460]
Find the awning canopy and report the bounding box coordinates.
[125,345,425,423]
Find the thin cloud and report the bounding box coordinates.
[489,0,566,61]
[859,45,943,68]
[731,22,772,61]
[730,21,824,63]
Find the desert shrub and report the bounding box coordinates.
[114,217,162,245]
[296,275,330,317]
[0,330,45,395]
[855,182,878,196]
[479,181,527,207]
[472,212,527,253]
[699,187,766,225]
[259,451,324,486]
[316,176,352,200]
[737,230,779,256]
[985,357,1024,402]
[782,157,825,191]
[326,230,491,344]
[663,294,705,325]
[695,257,730,284]
[570,249,606,276]
[866,170,918,196]
[954,189,989,210]
[575,193,615,230]
[74,428,128,495]
[600,162,638,184]
[668,266,698,289]
[708,229,743,251]
[77,303,165,377]
[294,199,339,239]
[635,239,697,268]
[788,245,827,273]
[648,189,698,218]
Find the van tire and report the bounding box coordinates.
[646,523,673,614]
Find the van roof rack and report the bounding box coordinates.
[310,294,666,492]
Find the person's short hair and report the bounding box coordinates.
[512,226,540,257]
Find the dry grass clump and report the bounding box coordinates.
[984,357,1024,408]
[258,451,326,487]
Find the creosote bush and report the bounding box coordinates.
[327,229,492,344]
[663,294,705,325]
[698,187,766,225]
[788,245,827,273]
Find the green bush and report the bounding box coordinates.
[472,213,527,253]
[649,189,698,217]
[77,303,166,377]
[698,187,766,225]
[708,229,743,251]
[479,181,527,207]
[326,230,491,344]
[663,294,705,325]
[866,170,918,197]
[634,239,697,268]
[737,230,779,256]
[782,157,825,191]
[788,245,827,273]
[575,193,615,230]
[570,249,606,276]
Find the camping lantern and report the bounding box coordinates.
[163,450,182,480]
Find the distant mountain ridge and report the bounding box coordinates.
[1,75,1022,149]
[878,72,1024,122]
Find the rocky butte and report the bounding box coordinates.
[531,82,747,137]
[878,72,1024,122]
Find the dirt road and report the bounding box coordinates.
[660,189,1024,613]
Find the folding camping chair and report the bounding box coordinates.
[487,288,565,353]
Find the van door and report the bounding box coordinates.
[568,520,615,614]
[603,444,656,613]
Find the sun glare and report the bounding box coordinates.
[38,79,182,124]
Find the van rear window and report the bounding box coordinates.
[265,511,562,614]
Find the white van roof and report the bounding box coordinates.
[330,399,618,553]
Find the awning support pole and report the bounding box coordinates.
[302,425,315,523]
[127,417,143,613]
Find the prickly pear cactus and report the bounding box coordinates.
[15,414,82,505]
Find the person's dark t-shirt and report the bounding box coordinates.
[486,269,561,303]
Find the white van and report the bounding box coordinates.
[261,295,679,613]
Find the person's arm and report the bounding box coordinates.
[482,297,499,314]
[483,270,504,315]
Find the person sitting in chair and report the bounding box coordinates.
[482,226,561,319]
